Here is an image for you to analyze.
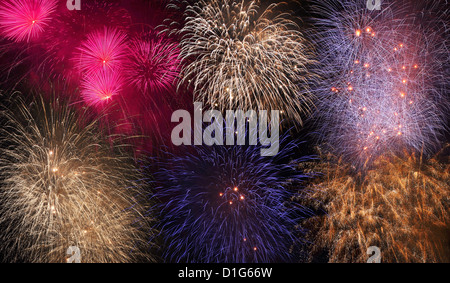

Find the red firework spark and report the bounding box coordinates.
[0,0,57,43]
[74,27,128,75]
[80,69,123,107]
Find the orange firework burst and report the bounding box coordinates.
[301,147,450,263]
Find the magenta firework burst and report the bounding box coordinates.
[0,0,57,43]
[74,27,128,75]
[312,0,448,167]
[80,69,123,107]
[124,31,180,95]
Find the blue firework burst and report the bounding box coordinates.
[150,135,313,263]
[311,0,448,167]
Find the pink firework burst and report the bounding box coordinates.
[125,32,180,94]
[75,27,128,75]
[80,69,123,107]
[0,0,57,43]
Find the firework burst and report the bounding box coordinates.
[80,69,124,107]
[0,0,57,43]
[302,149,450,263]
[0,94,152,262]
[36,0,132,82]
[124,31,180,95]
[170,0,315,124]
[151,133,313,263]
[312,0,448,167]
[74,27,128,75]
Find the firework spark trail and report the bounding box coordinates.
[312,0,448,167]
[0,0,57,43]
[0,94,152,262]
[150,131,313,263]
[124,31,181,95]
[169,0,315,124]
[302,149,450,263]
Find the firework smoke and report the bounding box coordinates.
[151,133,312,263]
[0,94,152,262]
[170,0,315,124]
[312,0,448,167]
[302,149,450,263]
[0,0,57,43]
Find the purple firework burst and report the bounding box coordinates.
[311,0,448,167]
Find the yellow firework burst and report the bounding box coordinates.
[301,148,450,262]
[0,94,153,263]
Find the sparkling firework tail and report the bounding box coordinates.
[0,94,153,262]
